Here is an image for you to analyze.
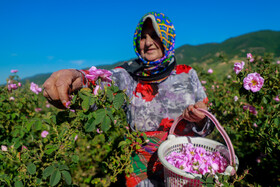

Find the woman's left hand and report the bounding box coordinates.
[182,101,207,125]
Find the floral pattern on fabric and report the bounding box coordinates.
[133,83,158,102]
[158,118,174,131]
[176,64,192,74]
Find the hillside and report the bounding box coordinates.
[175,30,280,64]
[22,30,280,85]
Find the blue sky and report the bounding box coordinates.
[1,0,280,84]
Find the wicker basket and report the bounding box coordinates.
[158,109,239,187]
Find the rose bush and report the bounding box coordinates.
[198,53,280,186]
[0,69,146,186]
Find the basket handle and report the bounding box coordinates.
[169,108,236,169]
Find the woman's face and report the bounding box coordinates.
[139,19,164,62]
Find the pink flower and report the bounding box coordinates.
[85,66,112,82]
[243,72,264,92]
[11,69,18,73]
[18,82,21,87]
[277,60,280,64]
[70,109,75,113]
[201,80,206,84]
[247,53,253,59]
[74,135,78,141]
[1,145,8,151]
[65,101,71,108]
[41,131,49,138]
[253,123,258,128]
[207,68,213,74]
[243,105,258,115]
[96,128,103,134]
[35,108,42,112]
[234,96,238,102]
[46,104,51,108]
[166,143,228,175]
[233,61,245,74]
[30,82,42,94]
[93,85,100,95]
[21,145,28,151]
[247,53,254,62]
[8,83,18,91]
[9,97,15,101]
[274,95,280,102]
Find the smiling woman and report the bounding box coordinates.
[139,18,164,62]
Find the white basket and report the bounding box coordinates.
[158,109,239,187]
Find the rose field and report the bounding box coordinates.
[0,53,279,186]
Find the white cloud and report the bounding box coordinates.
[70,60,85,66]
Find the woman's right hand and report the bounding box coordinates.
[43,69,84,109]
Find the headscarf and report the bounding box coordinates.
[133,12,176,79]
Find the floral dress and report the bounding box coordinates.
[109,64,213,187]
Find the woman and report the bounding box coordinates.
[43,12,213,187]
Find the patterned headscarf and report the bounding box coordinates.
[133,12,176,76]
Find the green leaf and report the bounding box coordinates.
[262,96,268,104]
[27,163,36,175]
[71,155,79,163]
[118,141,127,148]
[113,85,119,92]
[50,169,61,186]
[274,118,279,126]
[79,88,93,99]
[84,117,96,132]
[107,89,114,102]
[58,164,69,171]
[101,115,111,132]
[14,180,24,187]
[113,93,124,109]
[81,97,90,112]
[45,148,56,155]
[43,165,55,179]
[61,171,72,185]
[106,109,114,123]
[34,120,42,131]
[36,178,42,185]
[25,120,35,132]
[95,109,106,124]
[89,96,96,106]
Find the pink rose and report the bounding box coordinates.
[41,131,49,138]
[243,72,264,92]
[233,61,245,74]
[1,145,8,151]
[11,69,18,73]
[8,83,18,91]
[274,95,280,102]
[85,66,112,82]
[207,68,213,74]
[35,108,42,112]
[30,82,42,94]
